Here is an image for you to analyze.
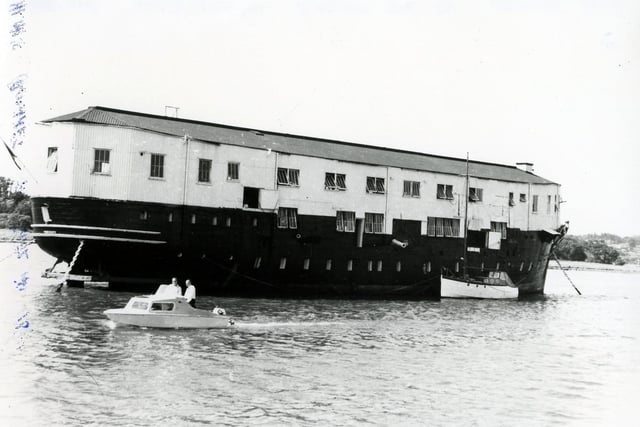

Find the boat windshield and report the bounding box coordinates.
[131,301,149,310]
[151,302,175,311]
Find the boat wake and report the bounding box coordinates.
[234,321,343,329]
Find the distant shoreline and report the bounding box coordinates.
[549,260,640,274]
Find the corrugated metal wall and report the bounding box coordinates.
[72,124,136,200]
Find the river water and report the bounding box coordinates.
[1,243,639,426]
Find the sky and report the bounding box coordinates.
[1,0,639,236]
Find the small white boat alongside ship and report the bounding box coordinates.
[104,287,234,328]
[440,270,519,299]
[439,155,520,300]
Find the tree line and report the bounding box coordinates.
[554,235,634,265]
[0,177,31,231]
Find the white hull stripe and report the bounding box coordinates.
[31,233,166,244]
[32,224,161,235]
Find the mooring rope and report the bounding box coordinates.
[57,239,84,292]
[551,252,582,295]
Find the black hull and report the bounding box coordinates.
[31,197,557,299]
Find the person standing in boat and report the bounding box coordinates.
[184,279,196,308]
[171,277,182,297]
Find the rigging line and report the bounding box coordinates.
[0,135,39,184]
[551,252,582,295]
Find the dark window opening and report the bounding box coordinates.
[243,187,260,209]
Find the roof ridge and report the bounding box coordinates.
[74,106,520,171]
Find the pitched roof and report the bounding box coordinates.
[43,106,556,185]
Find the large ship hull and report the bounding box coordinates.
[31,196,558,298]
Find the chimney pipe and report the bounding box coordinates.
[516,162,534,173]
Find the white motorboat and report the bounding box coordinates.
[104,287,234,328]
[440,271,519,299]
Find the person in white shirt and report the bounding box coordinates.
[171,277,182,297]
[184,279,196,308]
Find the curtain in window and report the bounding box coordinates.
[436,217,444,236]
[427,217,436,236]
[403,181,411,196]
[277,207,289,228]
[446,185,453,199]
[289,169,299,185]
[412,181,420,197]
[336,211,344,231]
[287,208,297,228]
[46,148,58,173]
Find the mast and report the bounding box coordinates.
[462,153,469,278]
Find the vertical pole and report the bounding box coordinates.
[462,153,469,278]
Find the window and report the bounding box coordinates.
[426,217,460,237]
[554,195,558,213]
[93,149,111,174]
[212,216,218,226]
[364,213,384,234]
[403,181,420,197]
[303,258,310,270]
[469,187,483,202]
[519,193,526,203]
[140,210,149,221]
[279,257,287,269]
[131,301,148,310]
[366,177,385,194]
[347,259,353,271]
[491,221,508,239]
[198,159,212,183]
[396,261,402,272]
[336,211,356,232]
[191,214,196,224]
[151,303,174,311]
[47,147,58,173]
[532,195,539,213]
[368,260,373,271]
[437,184,454,200]
[326,259,332,270]
[227,162,239,180]
[377,260,383,272]
[243,187,260,209]
[150,154,164,178]
[253,257,262,269]
[168,212,173,223]
[41,206,52,223]
[277,168,300,186]
[277,207,298,229]
[509,192,515,207]
[546,195,551,214]
[325,173,346,191]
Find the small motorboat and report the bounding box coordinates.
[104,287,234,329]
